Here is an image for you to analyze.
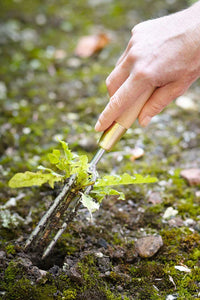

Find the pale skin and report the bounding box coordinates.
[95,1,200,132]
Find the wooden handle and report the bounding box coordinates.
[98,87,155,151]
[116,87,155,129]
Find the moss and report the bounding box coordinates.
[5,244,16,255]
[3,278,38,300]
[62,288,77,300]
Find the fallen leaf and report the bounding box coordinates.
[180,168,200,186]
[75,33,110,58]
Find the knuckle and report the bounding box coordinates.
[131,23,140,36]
[173,85,185,98]
[126,50,137,63]
[134,65,151,81]
[150,101,165,115]
[110,94,122,111]
[106,76,112,89]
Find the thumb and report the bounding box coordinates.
[138,82,183,127]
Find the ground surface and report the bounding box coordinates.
[0,0,200,299]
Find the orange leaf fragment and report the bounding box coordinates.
[75,33,110,58]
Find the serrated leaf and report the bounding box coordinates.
[48,149,61,164]
[81,193,100,219]
[60,140,74,161]
[95,173,157,187]
[92,186,125,202]
[8,171,63,189]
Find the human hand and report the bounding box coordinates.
[95,2,200,132]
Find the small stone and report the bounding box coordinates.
[0,251,6,260]
[166,294,178,300]
[67,57,81,68]
[175,95,197,111]
[53,49,66,60]
[117,285,123,292]
[168,217,184,228]
[69,266,82,282]
[112,247,125,259]
[95,252,104,258]
[183,218,196,227]
[97,238,108,249]
[0,81,7,99]
[195,190,200,198]
[130,147,144,161]
[163,207,178,219]
[97,257,111,273]
[35,14,47,25]
[180,168,200,186]
[147,192,162,204]
[135,235,163,258]
[105,271,111,276]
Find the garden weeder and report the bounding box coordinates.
[24,87,154,259]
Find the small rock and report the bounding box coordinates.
[166,294,179,300]
[67,57,81,68]
[53,49,66,60]
[194,221,200,233]
[130,147,144,161]
[163,207,178,219]
[147,192,162,205]
[97,238,108,249]
[175,95,197,111]
[69,266,82,283]
[168,217,184,228]
[195,190,200,198]
[135,235,163,258]
[16,257,32,268]
[0,81,7,99]
[180,168,200,186]
[97,257,111,273]
[183,218,196,227]
[95,252,104,258]
[105,271,111,276]
[112,247,125,259]
[49,265,60,276]
[0,251,6,260]
[117,285,123,292]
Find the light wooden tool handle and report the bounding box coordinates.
[98,87,155,151]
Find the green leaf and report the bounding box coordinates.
[81,193,100,218]
[92,186,125,203]
[48,149,61,164]
[60,140,74,161]
[8,171,63,189]
[95,173,157,187]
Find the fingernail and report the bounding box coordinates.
[140,116,152,127]
[95,120,101,131]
